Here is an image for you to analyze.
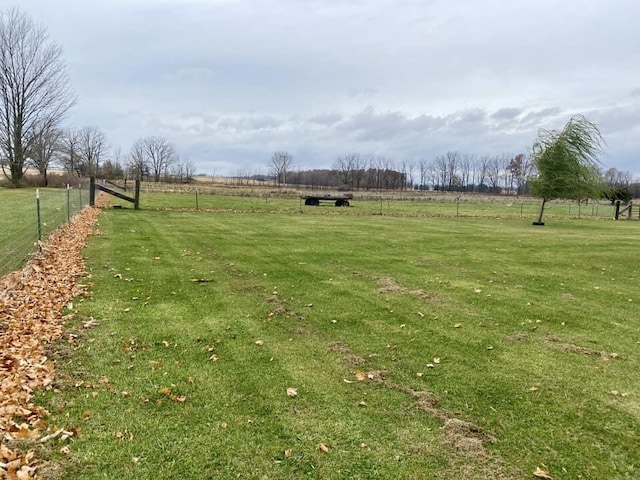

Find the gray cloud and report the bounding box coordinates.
[14,0,640,176]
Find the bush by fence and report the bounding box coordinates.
[0,186,89,277]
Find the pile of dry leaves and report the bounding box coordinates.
[0,203,102,479]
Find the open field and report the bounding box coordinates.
[0,187,89,276]
[34,201,640,479]
[135,189,619,220]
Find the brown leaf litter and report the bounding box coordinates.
[1,202,103,479]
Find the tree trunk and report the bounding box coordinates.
[535,198,547,225]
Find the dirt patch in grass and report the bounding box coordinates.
[378,277,404,293]
[264,292,297,317]
[506,332,529,341]
[544,335,620,360]
[442,418,497,457]
[327,341,367,366]
[330,341,515,475]
[377,276,441,302]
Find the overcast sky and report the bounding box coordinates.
[13,0,640,176]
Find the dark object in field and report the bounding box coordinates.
[532,221,545,226]
[302,193,353,207]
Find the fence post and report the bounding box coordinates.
[66,184,71,221]
[134,178,141,209]
[195,189,199,211]
[89,177,96,206]
[78,184,82,207]
[36,189,42,242]
[614,200,621,220]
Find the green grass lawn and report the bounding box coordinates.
[37,205,640,479]
[0,187,88,276]
[137,190,618,220]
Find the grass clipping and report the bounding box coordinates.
[0,204,102,479]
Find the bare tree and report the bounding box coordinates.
[184,158,195,183]
[446,151,460,190]
[77,126,107,176]
[460,154,474,191]
[477,155,490,192]
[486,156,503,193]
[418,157,428,189]
[270,151,293,186]
[59,128,81,176]
[434,155,447,190]
[141,136,175,182]
[128,139,148,180]
[0,8,75,186]
[27,119,62,186]
[334,153,362,187]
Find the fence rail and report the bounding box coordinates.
[0,186,89,277]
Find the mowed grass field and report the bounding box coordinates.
[0,187,89,276]
[36,200,640,479]
[137,189,618,220]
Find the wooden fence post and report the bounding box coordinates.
[89,177,96,206]
[134,178,141,210]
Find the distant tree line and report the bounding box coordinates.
[265,150,639,198]
[267,151,538,194]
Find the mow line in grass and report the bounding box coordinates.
[38,205,640,479]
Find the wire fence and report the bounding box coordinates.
[135,186,627,220]
[0,186,90,277]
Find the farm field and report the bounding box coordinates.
[35,200,640,479]
[136,189,618,219]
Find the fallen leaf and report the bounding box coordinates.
[454,323,462,328]
[433,357,441,364]
[533,466,553,479]
[175,395,187,403]
[286,387,298,397]
[284,449,293,458]
[318,443,329,453]
[255,340,264,346]
[209,354,219,362]
[529,386,539,392]
[60,446,71,455]
[355,371,366,381]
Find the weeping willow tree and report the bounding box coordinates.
[529,115,605,224]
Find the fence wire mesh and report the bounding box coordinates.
[0,186,89,277]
